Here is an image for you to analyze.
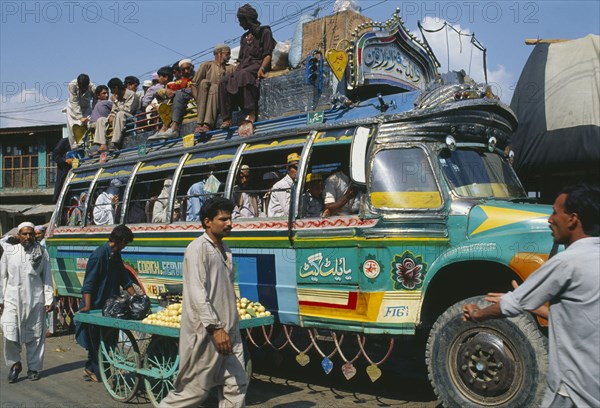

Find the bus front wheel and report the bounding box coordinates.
[426,296,548,408]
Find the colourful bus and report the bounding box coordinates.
[48,12,553,407]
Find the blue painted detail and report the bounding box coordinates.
[321,356,334,374]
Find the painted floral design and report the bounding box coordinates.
[391,251,428,290]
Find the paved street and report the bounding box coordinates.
[1,333,440,407]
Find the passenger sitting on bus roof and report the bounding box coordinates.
[218,4,276,137]
[260,171,280,216]
[89,85,113,126]
[93,179,123,225]
[66,73,96,149]
[148,59,196,141]
[93,78,138,152]
[302,173,329,218]
[124,76,143,114]
[324,169,360,216]
[193,44,235,134]
[152,179,173,223]
[142,66,172,110]
[267,152,299,217]
[233,165,260,219]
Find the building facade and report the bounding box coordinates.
[0,124,65,234]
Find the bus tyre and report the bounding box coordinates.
[426,296,548,408]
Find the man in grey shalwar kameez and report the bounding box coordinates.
[159,197,247,407]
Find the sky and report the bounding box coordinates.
[1,0,599,128]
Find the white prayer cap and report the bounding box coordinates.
[34,225,46,232]
[143,80,152,87]
[240,164,250,171]
[110,178,123,187]
[178,59,193,67]
[18,222,35,232]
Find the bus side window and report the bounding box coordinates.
[128,170,176,224]
[59,184,90,226]
[175,162,230,222]
[90,178,125,226]
[238,149,299,218]
[304,143,359,217]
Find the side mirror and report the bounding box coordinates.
[350,126,370,185]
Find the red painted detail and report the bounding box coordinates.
[299,291,358,310]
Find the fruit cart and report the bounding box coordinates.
[75,309,274,406]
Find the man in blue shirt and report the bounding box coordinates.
[75,225,136,382]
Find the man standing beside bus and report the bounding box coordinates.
[76,225,136,383]
[159,197,247,407]
[463,184,600,408]
[0,222,53,383]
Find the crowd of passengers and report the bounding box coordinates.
[64,4,275,153]
[64,152,361,227]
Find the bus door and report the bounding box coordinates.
[229,135,309,326]
[361,140,449,330]
[292,127,375,331]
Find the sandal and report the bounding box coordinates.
[83,369,99,382]
[238,120,254,137]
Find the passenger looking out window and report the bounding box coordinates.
[267,152,300,217]
[152,179,173,223]
[260,171,280,216]
[323,169,360,216]
[302,173,327,218]
[67,191,88,226]
[232,165,260,219]
[93,178,123,225]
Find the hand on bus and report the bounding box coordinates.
[485,280,519,304]
[212,329,232,355]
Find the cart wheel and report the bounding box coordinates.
[144,336,179,407]
[98,328,142,402]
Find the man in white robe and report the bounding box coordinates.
[152,179,173,223]
[0,222,53,383]
[159,197,247,407]
[93,179,122,225]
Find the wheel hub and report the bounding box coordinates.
[456,332,516,396]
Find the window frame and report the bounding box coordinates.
[367,142,446,213]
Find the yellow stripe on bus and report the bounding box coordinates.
[370,191,442,209]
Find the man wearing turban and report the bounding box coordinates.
[219,3,276,137]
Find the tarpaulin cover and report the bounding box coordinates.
[510,34,600,177]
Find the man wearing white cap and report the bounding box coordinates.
[34,225,46,249]
[93,179,123,225]
[0,222,53,383]
[232,165,259,218]
[192,43,235,134]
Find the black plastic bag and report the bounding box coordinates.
[129,295,151,320]
[102,294,130,319]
